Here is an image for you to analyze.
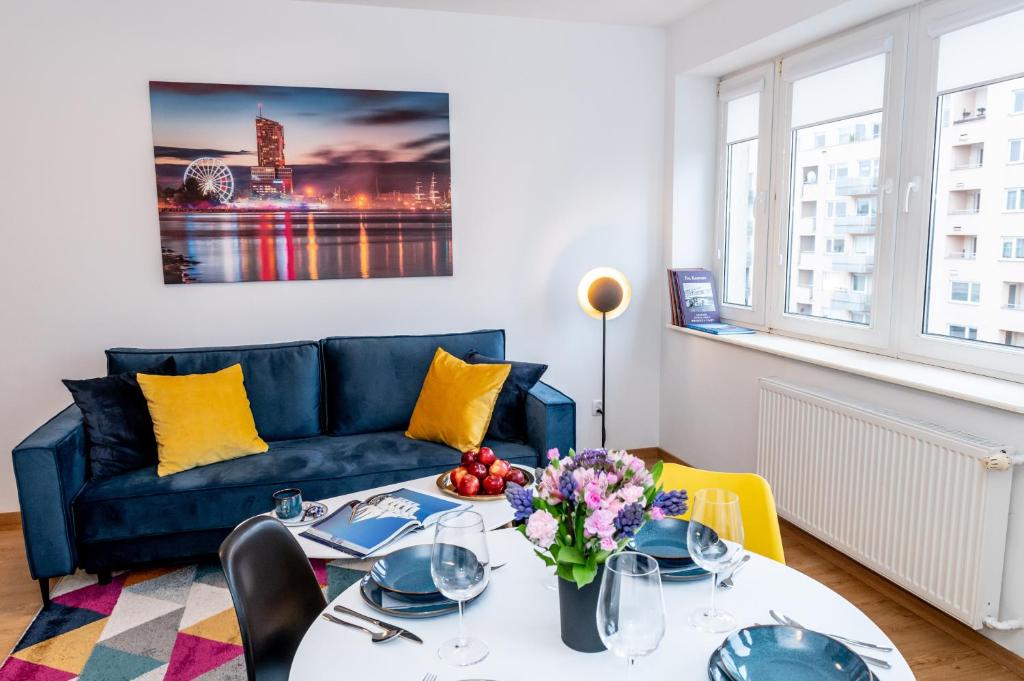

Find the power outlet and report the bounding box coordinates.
[592,399,603,416]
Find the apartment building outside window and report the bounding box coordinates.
[949,324,978,339]
[950,281,981,304]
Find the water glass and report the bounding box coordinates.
[687,488,744,632]
[596,551,666,680]
[430,510,490,666]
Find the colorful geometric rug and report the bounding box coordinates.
[0,559,331,681]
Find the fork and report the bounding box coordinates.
[768,610,893,669]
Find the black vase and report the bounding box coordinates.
[557,566,607,653]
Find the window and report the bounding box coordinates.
[827,201,848,218]
[705,3,1024,381]
[1007,188,1024,211]
[950,280,981,303]
[908,2,1024,375]
[1003,237,1024,259]
[715,65,774,326]
[1010,139,1024,164]
[775,42,893,333]
[825,237,845,254]
[948,325,978,340]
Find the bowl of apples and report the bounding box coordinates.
[436,446,534,500]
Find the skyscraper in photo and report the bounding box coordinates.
[250,109,293,196]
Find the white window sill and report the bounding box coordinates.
[666,323,1024,415]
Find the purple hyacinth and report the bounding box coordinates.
[558,470,577,501]
[571,448,609,471]
[614,502,645,538]
[505,483,535,521]
[653,489,689,516]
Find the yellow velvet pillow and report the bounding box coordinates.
[137,363,269,476]
[406,348,511,452]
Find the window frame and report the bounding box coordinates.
[713,64,776,328]
[894,0,1024,381]
[764,16,909,352]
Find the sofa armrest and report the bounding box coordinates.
[12,405,88,580]
[525,382,576,466]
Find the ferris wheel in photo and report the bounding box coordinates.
[183,157,234,202]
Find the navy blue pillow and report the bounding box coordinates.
[63,357,177,478]
[465,351,547,443]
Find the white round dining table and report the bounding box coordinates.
[290,527,915,680]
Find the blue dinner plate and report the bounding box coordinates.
[633,518,692,561]
[717,625,873,681]
[370,545,440,596]
[660,561,710,582]
[359,574,481,618]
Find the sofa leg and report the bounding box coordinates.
[39,578,50,607]
[97,570,112,585]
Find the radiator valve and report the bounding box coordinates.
[983,452,1024,471]
[983,616,1024,631]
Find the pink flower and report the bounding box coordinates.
[538,467,563,504]
[650,506,665,521]
[572,467,595,491]
[618,484,645,504]
[526,510,558,549]
[600,536,617,551]
[584,509,617,539]
[547,448,560,461]
[583,483,604,510]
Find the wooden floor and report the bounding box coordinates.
[1,462,1022,679]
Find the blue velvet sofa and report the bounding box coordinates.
[12,329,575,604]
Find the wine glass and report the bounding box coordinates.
[687,488,744,633]
[430,510,491,666]
[596,551,666,680]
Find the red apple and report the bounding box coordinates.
[506,468,527,486]
[477,447,496,466]
[481,474,506,495]
[461,451,478,466]
[488,459,511,479]
[466,462,488,480]
[457,474,481,497]
[451,467,469,487]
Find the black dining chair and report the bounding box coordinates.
[220,516,327,681]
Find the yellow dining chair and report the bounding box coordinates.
[659,462,786,564]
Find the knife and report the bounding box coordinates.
[334,604,424,644]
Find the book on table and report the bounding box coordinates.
[686,322,756,335]
[300,488,469,557]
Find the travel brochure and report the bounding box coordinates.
[667,268,754,334]
[300,488,468,557]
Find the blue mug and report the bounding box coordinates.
[272,488,302,520]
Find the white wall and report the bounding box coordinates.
[0,0,667,512]
[664,0,1024,658]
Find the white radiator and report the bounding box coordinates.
[756,378,1015,629]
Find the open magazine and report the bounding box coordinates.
[300,488,469,557]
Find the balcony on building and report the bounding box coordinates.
[792,284,814,304]
[797,216,816,233]
[831,253,875,273]
[835,175,879,196]
[950,142,984,171]
[830,288,872,311]
[950,86,988,125]
[833,215,877,234]
[945,234,978,260]
[947,188,982,215]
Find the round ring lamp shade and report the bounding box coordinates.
[578,267,631,320]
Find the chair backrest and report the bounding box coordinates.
[659,463,786,564]
[219,516,327,681]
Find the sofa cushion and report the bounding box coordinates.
[73,432,536,544]
[322,330,505,436]
[465,351,547,443]
[107,341,321,441]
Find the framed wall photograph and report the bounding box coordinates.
[149,81,452,284]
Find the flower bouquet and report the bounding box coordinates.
[505,448,688,651]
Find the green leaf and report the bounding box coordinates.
[574,509,586,550]
[550,544,560,561]
[592,549,612,566]
[556,563,575,582]
[534,549,557,567]
[650,460,664,485]
[557,545,585,565]
[572,563,598,588]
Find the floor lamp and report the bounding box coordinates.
[577,267,631,449]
